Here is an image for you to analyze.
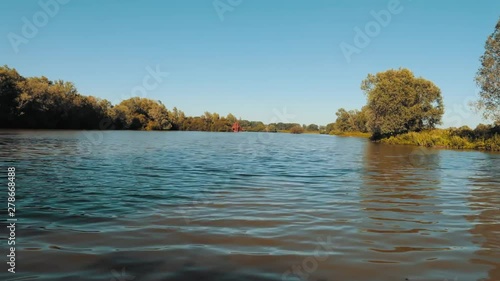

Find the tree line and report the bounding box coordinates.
[2,18,498,143]
[0,66,322,133]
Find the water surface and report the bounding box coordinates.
[0,131,498,281]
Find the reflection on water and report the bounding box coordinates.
[0,130,498,281]
[467,154,500,281]
[362,144,464,281]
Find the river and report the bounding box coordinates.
[0,130,498,281]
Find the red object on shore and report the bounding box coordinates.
[232,122,242,132]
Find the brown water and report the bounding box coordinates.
[0,131,498,281]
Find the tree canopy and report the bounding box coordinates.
[0,65,318,133]
[475,17,500,123]
[333,107,368,133]
[1,66,111,129]
[361,68,444,138]
[290,125,304,134]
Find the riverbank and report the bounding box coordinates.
[380,129,500,151]
[325,127,500,152]
[328,131,371,138]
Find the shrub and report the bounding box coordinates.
[380,129,500,151]
[290,125,304,134]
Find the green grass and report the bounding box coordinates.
[380,129,500,151]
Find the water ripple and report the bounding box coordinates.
[0,131,498,281]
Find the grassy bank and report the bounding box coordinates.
[329,131,371,138]
[381,128,500,151]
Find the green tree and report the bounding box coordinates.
[0,66,23,127]
[361,68,444,138]
[333,108,367,133]
[245,121,266,132]
[290,125,304,134]
[475,17,500,122]
[334,108,352,132]
[226,113,237,124]
[307,124,319,131]
[271,122,300,131]
[170,107,186,130]
[113,97,172,130]
[325,123,335,134]
[353,106,369,133]
[266,124,277,132]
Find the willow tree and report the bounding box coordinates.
[361,68,444,138]
[475,18,500,123]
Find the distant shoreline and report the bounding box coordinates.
[2,128,498,152]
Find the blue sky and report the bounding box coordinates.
[1,0,499,127]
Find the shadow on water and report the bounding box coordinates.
[83,253,282,281]
[11,250,286,281]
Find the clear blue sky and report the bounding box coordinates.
[1,0,499,127]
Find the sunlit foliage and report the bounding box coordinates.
[475,17,500,122]
[361,68,444,138]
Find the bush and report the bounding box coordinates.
[290,125,304,134]
[380,128,500,151]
